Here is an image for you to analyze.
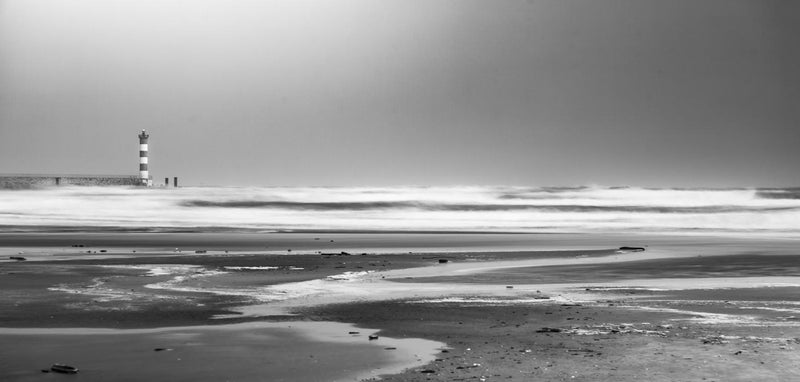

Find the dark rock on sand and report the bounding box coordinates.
[50,364,78,374]
[701,336,729,345]
[536,327,562,333]
[619,246,646,252]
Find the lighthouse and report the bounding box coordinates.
[138,130,151,186]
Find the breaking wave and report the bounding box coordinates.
[182,200,798,214]
[1,185,800,235]
[755,188,800,200]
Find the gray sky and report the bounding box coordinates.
[1,0,798,187]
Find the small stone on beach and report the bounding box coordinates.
[536,327,562,333]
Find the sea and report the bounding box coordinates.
[1,185,799,237]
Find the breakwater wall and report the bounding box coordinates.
[0,175,141,189]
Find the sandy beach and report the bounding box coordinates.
[4,0,800,378]
[2,232,799,381]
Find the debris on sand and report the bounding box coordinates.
[702,335,731,345]
[9,256,26,261]
[563,323,670,336]
[566,348,598,356]
[50,364,79,374]
[536,327,562,333]
[369,335,379,340]
[618,246,646,252]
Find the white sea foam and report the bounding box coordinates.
[326,271,371,281]
[47,276,171,304]
[633,306,764,325]
[407,297,553,305]
[589,287,671,292]
[736,306,800,314]
[100,264,204,277]
[224,266,280,271]
[143,265,229,292]
[1,185,799,235]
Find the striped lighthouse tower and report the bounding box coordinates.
[138,129,151,186]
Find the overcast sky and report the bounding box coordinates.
[1,0,798,187]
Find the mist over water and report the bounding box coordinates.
[1,186,799,236]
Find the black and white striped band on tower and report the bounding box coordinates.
[138,129,150,186]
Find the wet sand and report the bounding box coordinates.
[2,232,799,381]
[0,322,441,382]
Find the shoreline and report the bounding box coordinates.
[2,234,800,381]
[0,321,443,382]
